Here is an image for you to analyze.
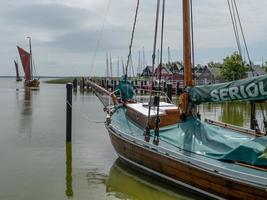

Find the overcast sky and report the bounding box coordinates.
[1,0,267,76]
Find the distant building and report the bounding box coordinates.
[154,66,172,80]
[169,63,179,74]
[197,66,224,85]
[247,65,265,78]
[141,66,153,77]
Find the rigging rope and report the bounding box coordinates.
[125,0,140,78]
[227,0,242,59]
[228,0,266,133]
[89,0,111,76]
[190,0,195,75]
[232,0,255,74]
[154,0,166,145]
[145,0,161,140]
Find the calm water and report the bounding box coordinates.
[0,78,266,200]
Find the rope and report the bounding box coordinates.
[155,0,166,143]
[190,0,195,77]
[146,0,161,132]
[228,0,266,132]
[227,0,242,58]
[125,0,140,77]
[89,0,111,76]
[232,0,257,76]
[67,101,104,124]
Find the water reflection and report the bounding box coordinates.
[65,142,73,198]
[19,89,33,138]
[21,89,32,116]
[219,102,249,127]
[87,159,200,200]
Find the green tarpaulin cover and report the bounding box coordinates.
[111,108,267,167]
[188,74,267,104]
[116,79,135,101]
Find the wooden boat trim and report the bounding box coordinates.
[109,123,267,187]
[205,118,263,136]
[235,161,267,172]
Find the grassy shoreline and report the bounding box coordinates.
[44,77,78,84]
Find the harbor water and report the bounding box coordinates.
[0,78,266,200]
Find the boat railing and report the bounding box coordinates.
[134,88,174,105]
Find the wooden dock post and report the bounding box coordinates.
[163,81,167,93]
[66,83,72,142]
[167,83,172,103]
[72,78,77,89]
[80,78,85,90]
[141,81,144,94]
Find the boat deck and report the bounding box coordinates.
[126,102,178,117]
[110,107,267,187]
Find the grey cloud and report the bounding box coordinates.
[5,4,92,31]
[45,26,130,53]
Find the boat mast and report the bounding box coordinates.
[180,0,193,115]
[27,36,33,80]
[183,0,192,87]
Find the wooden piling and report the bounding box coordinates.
[141,81,144,94]
[167,83,172,103]
[72,78,77,89]
[66,83,72,142]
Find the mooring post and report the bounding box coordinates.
[73,78,77,89]
[141,81,144,94]
[66,83,73,142]
[250,101,256,130]
[167,83,172,103]
[163,81,167,93]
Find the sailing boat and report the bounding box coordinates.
[17,37,40,89]
[88,0,267,199]
[14,59,22,81]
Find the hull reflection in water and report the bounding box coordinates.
[87,159,200,200]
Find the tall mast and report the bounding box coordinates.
[109,54,113,78]
[117,56,120,77]
[179,0,193,116]
[168,46,170,64]
[106,53,109,78]
[27,36,33,80]
[183,0,192,87]
[142,46,146,70]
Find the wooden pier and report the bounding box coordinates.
[83,78,183,95]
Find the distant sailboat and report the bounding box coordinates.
[14,59,22,82]
[17,37,40,89]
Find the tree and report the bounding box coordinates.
[207,61,222,68]
[220,52,247,81]
[262,61,267,73]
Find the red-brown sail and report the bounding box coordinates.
[14,60,20,80]
[17,46,31,81]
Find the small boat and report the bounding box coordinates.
[14,59,22,82]
[17,37,40,90]
[88,0,267,199]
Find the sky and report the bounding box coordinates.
[1,0,267,77]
